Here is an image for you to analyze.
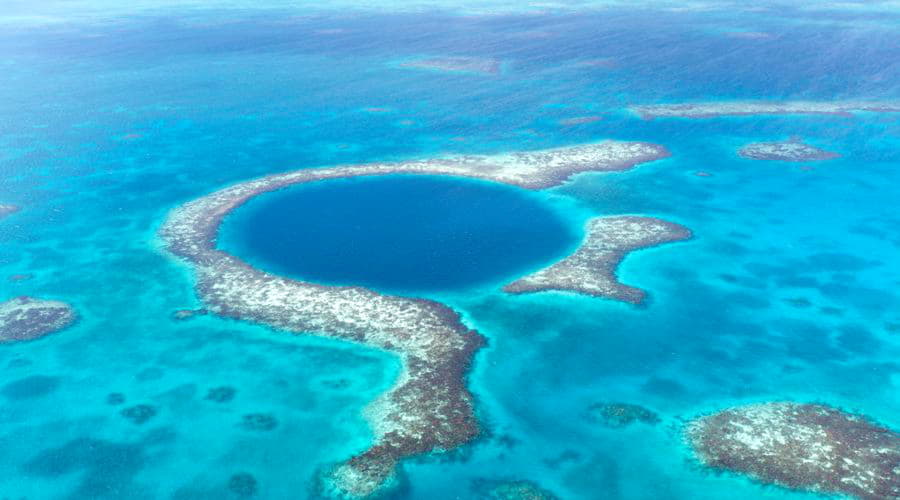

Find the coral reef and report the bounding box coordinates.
[206,386,236,403]
[2,375,61,400]
[559,116,602,126]
[471,479,559,500]
[228,472,258,497]
[631,101,900,119]
[241,413,278,431]
[0,296,77,343]
[172,308,208,320]
[587,402,660,428]
[106,392,126,405]
[738,138,839,161]
[687,402,900,500]
[0,204,19,220]
[120,404,158,425]
[159,142,669,497]
[504,216,691,303]
[399,56,501,75]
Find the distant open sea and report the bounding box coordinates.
[1,2,899,498]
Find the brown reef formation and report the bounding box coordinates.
[399,56,501,75]
[158,141,669,497]
[687,402,900,500]
[471,479,559,500]
[631,101,900,120]
[0,204,20,220]
[587,402,660,428]
[738,137,840,162]
[0,296,77,343]
[503,216,691,304]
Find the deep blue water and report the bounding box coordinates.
[220,175,578,294]
[0,2,899,499]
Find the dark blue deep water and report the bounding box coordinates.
[220,175,577,293]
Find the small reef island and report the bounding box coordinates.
[504,216,691,303]
[738,137,840,162]
[631,100,900,119]
[687,402,900,500]
[160,141,684,497]
[0,296,77,343]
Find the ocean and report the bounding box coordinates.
[1,2,899,499]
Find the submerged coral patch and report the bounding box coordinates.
[172,308,207,321]
[159,142,672,497]
[206,386,236,403]
[686,402,900,500]
[399,56,501,75]
[240,413,278,431]
[504,216,691,303]
[0,296,77,343]
[587,402,660,428]
[738,138,839,161]
[470,478,559,500]
[631,100,900,119]
[106,392,126,405]
[228,472,258,497]
[120,404,158,425]
[2,375,61,400]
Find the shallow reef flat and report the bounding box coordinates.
[0,204,20,220]
[687,402,900,500]
[470,478,559,499]
[503,216,691,303]
[398,56,502,75]
[631,101,900,119]
[738,138,840,162]
[159,141,669,497]
[0,296,77,343]
[587,402,660,428]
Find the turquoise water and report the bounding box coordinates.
[1,2,899,499]
[219,175,578,294]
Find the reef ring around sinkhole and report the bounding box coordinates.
[158,141,688,497]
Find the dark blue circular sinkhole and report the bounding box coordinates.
[219,174,578,294]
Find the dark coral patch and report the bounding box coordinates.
[22,437,145,498]
[172,308,207,321]
[7,357,32,369]
[319,378,352,390]
[241,413,278,431]
[106,392,126,405]
[228,472,258,497]
[120,404,158,425]
[587,402,660,428]
[470,478,559,499]
[206,386,236,403]
[783,297,813,308]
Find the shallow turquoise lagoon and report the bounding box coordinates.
[1,2,899,499]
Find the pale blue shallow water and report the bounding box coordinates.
[1,3,899,499]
